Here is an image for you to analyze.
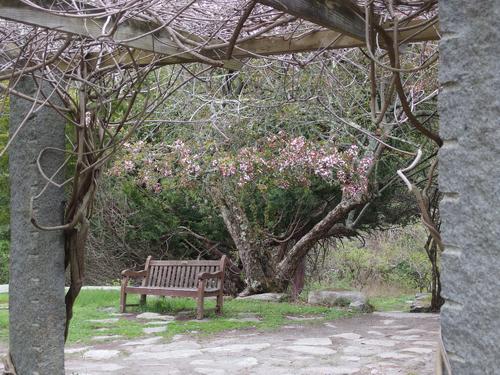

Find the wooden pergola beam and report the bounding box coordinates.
[0,0,439,70]
[257,0,367,40]
[0,0,239,67]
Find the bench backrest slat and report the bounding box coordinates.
[143,258,225,289]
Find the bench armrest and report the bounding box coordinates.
[121,269,148,279]
[197,271,223,280]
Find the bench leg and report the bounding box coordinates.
[216,292,223,315]
[140,294,147,306]
[196,296,204,319]
[196,279,206,319]
[120,282,127,313]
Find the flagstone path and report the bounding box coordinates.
[0,311,440,375]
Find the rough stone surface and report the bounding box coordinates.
[9,76,67,374]
[137,312,174,320]
[438,1,500,373]
[120,337,163,346]
[236,293,286,302]
[83,349,121,360]
[308,290,366,306]
[88,318,119,324]
[332,332,362,340]
[0,311,439,374]
[92,335,124,341]
[143,326,168,334]
[348,300,373,313]
[293,337,332,346]
[283,345,337,355]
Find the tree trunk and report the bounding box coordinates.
[428,239,444,312]
[277,196,365,282]
[291,256,306,300]
[210,186,275,295]
[8,76,66,374]
[211,186,365,296]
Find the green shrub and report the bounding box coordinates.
[0,240,8,284]
[306,225,433,294]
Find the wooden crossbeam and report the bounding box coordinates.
[0,0,240,68]
[257,0,367,40]
[0,0,439,69]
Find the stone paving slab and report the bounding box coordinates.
[59,312,440,374]
[0,312,439,374]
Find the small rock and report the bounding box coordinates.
[283,346,337,355]
[147,341,201,351]
[236,293,286,302]
[332,332,362,340]
[120,337,163,346]
[137,312,175,320]
[66,363,125,372]
[203,343,271,353]
[146,320,172,325]
[413,340,438,346]
[111,312,134,317]
[374,311,437,319]
[83,349,121,360]
[389,335,421,341]
[65,346,91,354]
[293,337,332,346]
[143,326,167,334]
[87,318,119,324]
[360,339,398,347]
[308,290,367,307]
[349,300,373,313]
[129,349,202,360]
[343,346,383,356]
[285,315,323,321]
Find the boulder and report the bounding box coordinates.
[410,293,431,312]
[308,290,367,307]
[348,300,374,313]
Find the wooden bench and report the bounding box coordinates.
[120,256,227,319]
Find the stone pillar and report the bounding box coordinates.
[438,1,500,373]
[9,76,66,374]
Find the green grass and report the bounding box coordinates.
[0,293,7,341]
[0,290,353,344]
[369,294,413,312]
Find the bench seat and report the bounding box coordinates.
[124,286,221,296]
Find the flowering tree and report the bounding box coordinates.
[112,129,375,294]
